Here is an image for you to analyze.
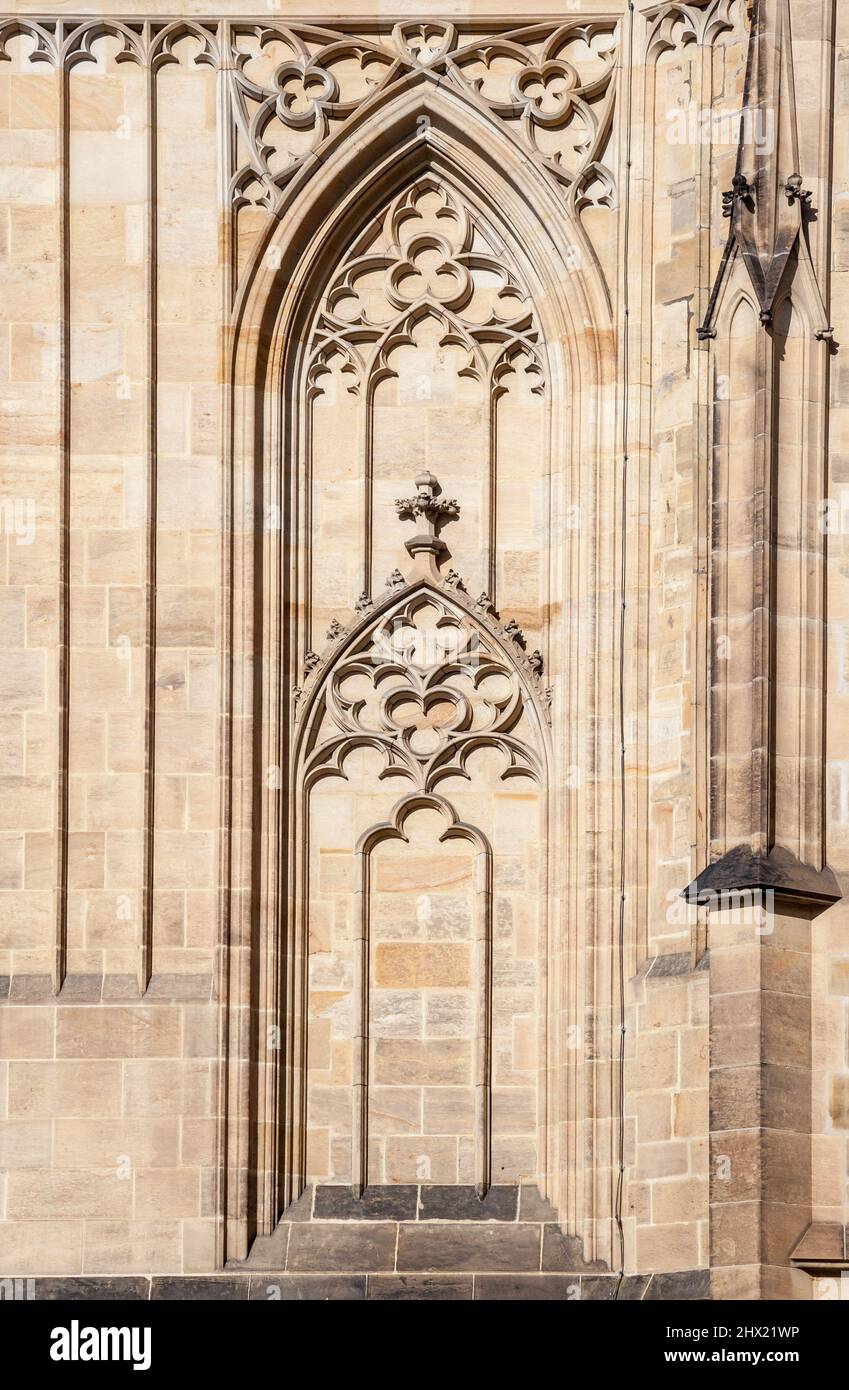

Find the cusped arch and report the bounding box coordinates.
[351,791,494,1197]
[230,74,614,407]
[221,70,611,1260]
[295,574,550,790]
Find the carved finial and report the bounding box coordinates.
[395,471,460,579]
[784,172,811,207]
[722,173,753,217]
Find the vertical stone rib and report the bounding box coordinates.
[486,386,496,604]
[214,18,235,1265]
[474,847,492,1200]
[140,46,157,994]
[54,39,70,995]
[351,849,369,1198]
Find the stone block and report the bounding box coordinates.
[373,943,470,988]
[417,1185,518,1222]
[396,1223,540,1273]
[286,1222,397,1273]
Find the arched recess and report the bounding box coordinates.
[217,73,617,1264]
[297,577,548,1204]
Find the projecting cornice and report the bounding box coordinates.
[683,844,841,914]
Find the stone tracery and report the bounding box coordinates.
[308,177,546,401]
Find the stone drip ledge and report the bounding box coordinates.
[0,1270,710,1302]
[791,1222,849,1276]
[633,950,710,984]
[0,974,215,1004]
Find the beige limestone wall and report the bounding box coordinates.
[1,27,222,1275]
[818,0,849,1237]
[0,0,847,1296]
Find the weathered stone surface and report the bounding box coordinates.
[367,1275,472,1300]
[249,1275,366,1301]
[474,1275,581,1301]
[541,1227,609,1274]
[313,1185,418,1222]
[286,1223,397,1274]
[150,1278,249,1300]
[0,4,846,1305]
[396,1223,540,1273]
[417,1186,518,1223]
[644,1270,711,1301]
[30,1277,151,1300]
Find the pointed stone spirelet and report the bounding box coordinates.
[395,470,460,581]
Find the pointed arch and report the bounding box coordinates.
[352,793,493,1198]
[218,75,617,1263]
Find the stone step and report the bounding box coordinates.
[221,1269,707,1300]
[231,1184,614,1277]
[7,1269,710,1301]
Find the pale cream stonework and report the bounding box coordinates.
[0,0,847,1300]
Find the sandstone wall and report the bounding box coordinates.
[0,0,847,1296]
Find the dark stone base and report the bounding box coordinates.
[0,1269,710,1301]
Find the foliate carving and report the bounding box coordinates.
[396,471,461,569]
[303,587,543,793]
[396,473,460,532]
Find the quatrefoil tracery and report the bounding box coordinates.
[217,19,619,213]
[310,178,546,397]
[304,592,541,793]
[0,17,625,219]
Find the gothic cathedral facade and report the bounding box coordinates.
[1,0,848,1301]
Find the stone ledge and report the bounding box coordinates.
[790,1222,849,1275]
[682,845,841,910]
[271,1184,551,1224]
